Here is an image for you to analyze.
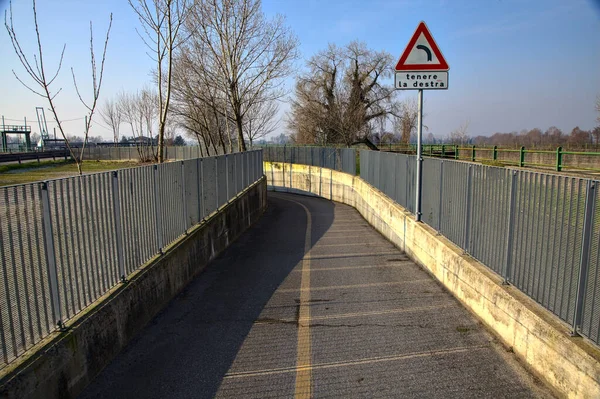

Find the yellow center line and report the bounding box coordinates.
[278,196,313,399]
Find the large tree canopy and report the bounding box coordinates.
[288,42,398,146]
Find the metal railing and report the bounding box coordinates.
[360,150,600,346]
[382,143,600,174]
[81,146,223,161]
[0,150,263,368]
[262,145,357,176]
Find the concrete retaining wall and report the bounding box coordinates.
[0,177,267,399]
[265,161,600,399]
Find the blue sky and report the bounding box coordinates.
[1,0,599,141]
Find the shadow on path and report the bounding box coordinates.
[79,192,333,399]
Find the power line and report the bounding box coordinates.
[2,116,86,123]
[91,120,112,131]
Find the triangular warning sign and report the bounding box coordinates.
[395,21,449,71]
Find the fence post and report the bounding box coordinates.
[572,180,596,335]
[493,146,498,161]
[153,164,164,254]
[289,147,293,188]
[198,158,204,221]
[455,145,459,160]
[437,160,444,233]
[40,182,63,330]
[181,161,188,234]
[471,145,476,162]
[463,165,473,253]
[503,170,518,283]
[441,145,445,158]
[225,154,230,200]
[556,147,563,172]
[111,171,126,282]
[519,146,525,167]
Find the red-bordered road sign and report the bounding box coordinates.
[395,21,449,71]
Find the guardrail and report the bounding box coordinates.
[0,150,71,164]
[0,150,263,368]
[381,143,600,173]
[261,145,357,175]
[360,150,600,347]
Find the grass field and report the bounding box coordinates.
[0,160,140,187]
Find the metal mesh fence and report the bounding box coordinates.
[581,182,600,343]
[0,150,263,368]
[355,149,600,345]
[118,165,158,276]
[439,161,470,250]
[0,184,53,365]
[262,146,356,175]
[359,150,416,213]
[82,146,225,161]
[469,165,512,275]
[510,172,585,324]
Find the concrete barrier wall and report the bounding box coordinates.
[0,177,267,399]
[265,161,600,399]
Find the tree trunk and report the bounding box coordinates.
[236,116,247,152]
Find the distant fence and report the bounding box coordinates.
[262,146,357,175]
[360,150,600,346]
[383,143,600,174]
[82,146,223,161]
[0,150,263,368]
[0,149,71,164]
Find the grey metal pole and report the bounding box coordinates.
[153,165,164,254]
[572,180,596,335]
[111,171,126,282]
[415,89,424,221]
[181,161,188,234]
[40,182,63,329]
[463,165,473,254]
[437,160,444,233]
[503,170,518,283]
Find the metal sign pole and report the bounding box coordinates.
[415,89,423,222]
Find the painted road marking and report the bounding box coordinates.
[276,279,430,293]
[290,263,413,272]
[223,345,488,379]
[303,251,401,260]
[277,196,313,399]
[253,304,452,325]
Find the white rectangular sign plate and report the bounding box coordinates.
[395,71,448,90]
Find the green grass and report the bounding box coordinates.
[0,160,140,187]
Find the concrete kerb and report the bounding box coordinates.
[0,177,268,399]
[265,161,600,399]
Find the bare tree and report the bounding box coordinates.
[289,42,397,147]
[129,0,190,163]
[189,0,298,152]
[244,98,278,147]
[596,95,600,125]
[118,89,159,162]
[448,120,470,145]
[171,50,231,155]
[394,98,419,145]
[5,0,112,174]
[100,96,122,144]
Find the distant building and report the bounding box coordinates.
[121,136,158,147]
